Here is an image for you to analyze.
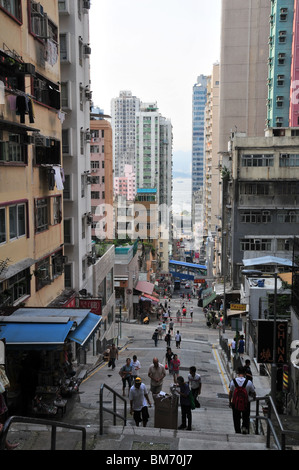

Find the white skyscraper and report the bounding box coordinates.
[111,91,140,177]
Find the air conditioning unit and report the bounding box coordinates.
[87,175,97,184]
[87,214,93,225]
[83,0,91,10]
[85,131,91,142]
[85,90,92,100]
[84,44,91,55]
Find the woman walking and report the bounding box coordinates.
[170,354,180,384]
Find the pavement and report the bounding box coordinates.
[4,294,273,452]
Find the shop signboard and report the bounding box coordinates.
[257,320,288,364]
[79,298,102,315]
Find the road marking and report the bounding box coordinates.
[212,345,230,394]
[81,345,128,384]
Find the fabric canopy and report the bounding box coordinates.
[242,256,294,267]
[0,321,74,348]
[68,312,101,346]
[135,281,155,295]
[141,294,159,304]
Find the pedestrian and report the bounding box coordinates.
[119,358,133,397]
[238,335,245,355]
[148,357,166,396]
[176,376,192,430]
[169,318,174,334]
[188,366,201,408]
[175,330,182,348]
[161,321,167,336]
[129,377,152,427]
[176,309,182,324]
[131,355,141,379]
[152,329,159,347]
[231,337,236,354]
[244,359,253,382]
[229,366,256,434]
[165,347,174,373]
[190,307,193,322]
[0,368,19,449]
[164,330,171,347]
[182,306,187,317]
[157,323,163,340]
[170,354,180,384]
[108,343,118,370]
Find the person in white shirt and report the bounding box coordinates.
[131,355,141,378]
[229,366,256,434]
[129,377,151,427]
[188,366,201,408]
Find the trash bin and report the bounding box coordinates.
[154,394,178,430]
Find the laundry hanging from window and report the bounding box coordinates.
[16,94,35,124]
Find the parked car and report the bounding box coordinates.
[185,283,191,289]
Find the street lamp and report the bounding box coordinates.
[241,269,278,406]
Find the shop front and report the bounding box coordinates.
[0,308,101,417]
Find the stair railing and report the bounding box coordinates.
[0,415,87,450]
[99,383,127,435]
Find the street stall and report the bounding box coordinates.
[0,308,101,417]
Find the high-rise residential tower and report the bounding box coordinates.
[111,90,140,178]
[268,0,295,128]
[192,75,208,193]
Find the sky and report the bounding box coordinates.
[89,0,221,177]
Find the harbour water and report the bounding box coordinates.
[172,177,192,214]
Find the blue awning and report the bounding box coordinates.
[169,260,207,270]
[0,321,74,349]
[67,312,101,346]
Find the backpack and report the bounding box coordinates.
[232,378,248,411]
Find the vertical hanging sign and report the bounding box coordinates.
[257,320,288,364]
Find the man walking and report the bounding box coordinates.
[229,366,256,434]
[119,358,133,397]
[129,377,152,427]
[188,366,201,408]
[175,330,182,348]
[148,357,166,396]
[108,344,118,370]
[176,376,192,430]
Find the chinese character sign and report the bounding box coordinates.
[257,320,288,364]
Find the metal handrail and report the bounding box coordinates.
[0,415,87,450]
[99,383,127,435]
[254,396,299,450]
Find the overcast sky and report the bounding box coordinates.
[89,0,221,175]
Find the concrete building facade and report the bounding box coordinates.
[0,0,65,308]
[59,0,93,292]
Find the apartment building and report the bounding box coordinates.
[111,90,140,178]
[114,164,136,201]
[227,128,299,288]
[0,0,65,308]
[59,0,93,292]
[89,114,113,240]
[203,63,221,276]
[268,0,295,128]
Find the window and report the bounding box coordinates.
[33,75,60,109]
[278,31,287,43]
[240,211,271,224]
[0,0,22,22]
[0,133,28,163]
[63,175,71,200]
[52,196,61,225]
[278,53,286,65]
[35,257,51,290]
[60,33,70,62]
[9,204,25,239]
[241,154,274,167]
[279,154,299,167]
[276,96,284,107]
[7,268,30,303]
[64,218,72,244]
[280,8,288,21]
[0,207,6,244]
[91,160,99,170]
[277,75,285,86]
[278,211,299,223]
[35,198,49,233]
[240,238,272,251]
